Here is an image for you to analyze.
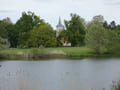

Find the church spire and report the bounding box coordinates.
[58,16,62,25]
[56,16,64,31]
[56,16,64,36]
[57,16,64,27]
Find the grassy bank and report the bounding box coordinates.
[0,47,115,60]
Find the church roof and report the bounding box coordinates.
[56,17,64,27]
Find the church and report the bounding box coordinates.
[56,17,64,37]
[56,17,71,46]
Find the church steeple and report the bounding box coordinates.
[56,16,64,36]
[58,17,62,25]
[56,16,64,28]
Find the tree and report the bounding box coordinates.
[92,15,104,23]
[15,11,45,33]
[25,24,57,48]
[115,25,120,30]
[0,20,9,38]
[64,13,86,46]
[103,21,109,29]
[5,23,17,47]
[109,21,116,30]
[58,30,68,44]
[86,16,120,54]
[107,30,120,55]
[15,11,45,47]
[85,22,108,54]
[0,18,18,47]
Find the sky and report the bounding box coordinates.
[0,0,120,29]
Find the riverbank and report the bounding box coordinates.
[0,47,117,60]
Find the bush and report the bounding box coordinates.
[29,46,45,58]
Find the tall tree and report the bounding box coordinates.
[86,21,108,54]
[15,11,45,33]
[15,11,45,47]
[64,13,86,46]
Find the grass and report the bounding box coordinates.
[46,47,94,57]
[0,47,113,60]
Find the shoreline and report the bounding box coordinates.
[0,53,119,60]
[0,47,119,60]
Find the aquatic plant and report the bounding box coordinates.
[111,81,120,90]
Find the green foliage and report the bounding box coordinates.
[0,20,9,38]
[0,47,93,59]
[6,23,17,47]
[85,22,108,54]
[86,16,120,55]
[30,47,45,57]
[106,30,120,55]
[15,11,45,47]
[58,30,68,41]
[57,30,68,44]
[103,20,116,30]
[0,18,17,48]
[1,11,120,58]
[116,25,120,30]
[15,11,45,33]
[0,37,8,49]
[64,13,86,46]
[26,24,57,48]
[85,15,120,54]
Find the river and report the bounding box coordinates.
[0,58,120,90]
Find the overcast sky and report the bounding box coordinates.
[0,0,120,29]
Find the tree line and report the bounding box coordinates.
[0,11,120,54]
[0,11,57,48]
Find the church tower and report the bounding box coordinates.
[56,17,64,37]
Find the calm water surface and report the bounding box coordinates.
[0,58,120,90]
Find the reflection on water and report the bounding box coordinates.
[0,58,120,90]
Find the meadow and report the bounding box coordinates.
[0,47,95,60]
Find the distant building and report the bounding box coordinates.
[56,17,71,46]
[56,17,64,37]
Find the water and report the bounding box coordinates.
[0,58,120,90]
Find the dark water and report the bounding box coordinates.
[0,58,120,90]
